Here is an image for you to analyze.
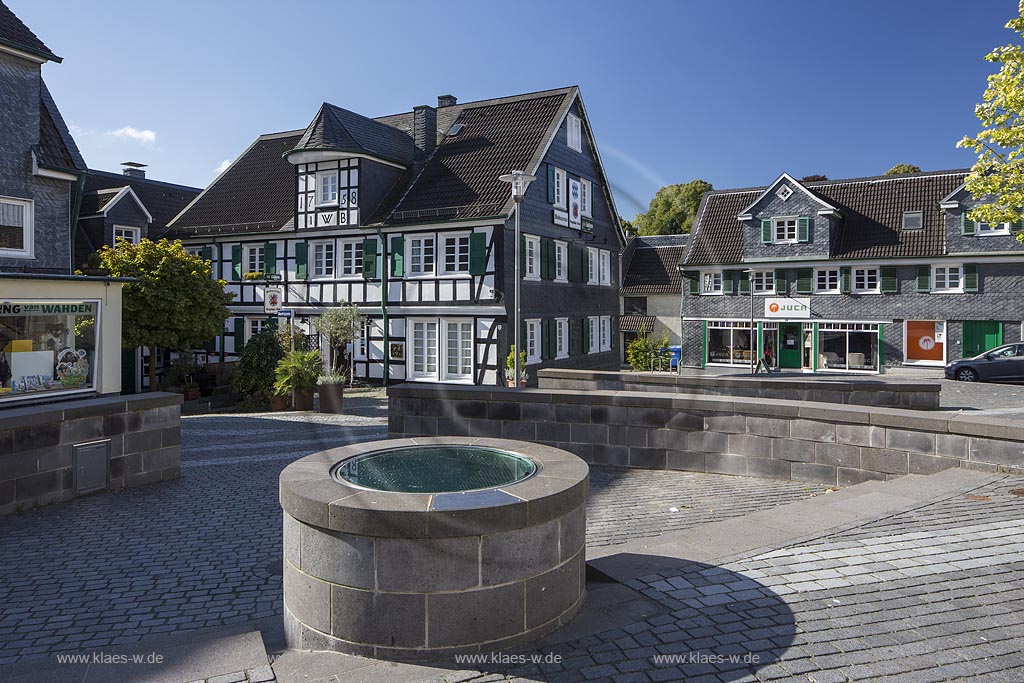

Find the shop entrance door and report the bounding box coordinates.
[779,323,802,368]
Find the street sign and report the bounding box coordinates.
[277,309,293,318]
[764,297,811,319]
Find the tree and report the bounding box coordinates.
[620,217,636,235]
[958,0,1024,237]
[233,329,284,399]
[315,304,363,374]
[884,164,922,176]
[93,239,233,390]
[801,174,828,182]
[632,179,712,235]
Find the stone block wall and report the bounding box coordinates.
[0,392,182,515]
[388,384,1024,486]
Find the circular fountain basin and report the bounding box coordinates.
[280,437,589,659]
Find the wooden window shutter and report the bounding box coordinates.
[570,318,580,355]
[961,212,976,236]
[201,246,213,261]
[540,238,552,280]
[796,268,813,295]
[761,219,773,244]
[547,165,556,204]
[916,265,931,292]
[390,236,404,277]
[1012,220,1024,234]
[797,217,810,243]
[738,270,750,295]
[581,249,589,283]
[585,318,592,353]
[840,267,852,294]
[469,232,486,275]
[263,242,277,275]
[233,317,245,352]
[295,242,308,280]
[231,245,242,281]
[880,266,899,293]
[722,270,735,294]
[362,238,377,279]
[964,264,979,292]
[568,245,580,282]
[774,269,787,294]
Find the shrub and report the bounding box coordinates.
[233,330,284,399]
[274,350,323,396]
[626,333,670,371]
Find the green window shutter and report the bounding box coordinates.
[916,265,931,292]
[761,219,772,244]
[469,232,486,276]
[840,267,852,294]
[544,319,554,360]
[585,318,592,353]
[797,217,810,243]
[201,246,213,261]
[964,263,979,292]
[774,269,787,294]
[568,245,580,282]
[722,270,735,294]
[233,317,245,352]
[390,235,404,277]
[1012,220,1024,234]
[362,238,377,279]
[570,317,580,355]
[738,270,750,295]
[961,212,976,236]
[581,249,589,283]
[231,245,242,280]
[295,242,308,280]
[880,266,899,293]
[687,271,700,295]
[796,268,813,295]
[519,234,526,275]
[266,317,278,331]
[264,242,277,275]
[540,238,552,280]
[547,165,556,204]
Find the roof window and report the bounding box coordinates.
[902,211,923,230]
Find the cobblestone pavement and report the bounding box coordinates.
[189,667,276,683]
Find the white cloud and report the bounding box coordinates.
[213,159,231,176]
[108,126,156,144]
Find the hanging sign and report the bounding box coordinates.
[264,287,283,313]
[568,179,582,229]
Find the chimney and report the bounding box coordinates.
[437,94,457,108]
[121,161,147,179]
[413,105,437,165]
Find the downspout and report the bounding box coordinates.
[376,226,390,384]
[69,171,86,271]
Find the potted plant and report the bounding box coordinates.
[274,349,322,411]
[318,372,346,413]
[506,346,528,387]
[242,271,265,281]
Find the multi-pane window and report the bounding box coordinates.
[525,236,540,279]
[599,250,611,285]
[113,226,141,244]
[525,319,541,363]
[599,316,611,351]
[312,241,334,277]
[774,218,797,243]
[587,317,599,353]
[815,268,840,293]
[445,320,473,380]
[977,221,1010,235]
[0,197,30,254]
[702,271,723,294]
[853,267,880,293]
[751,270,775,293]
[587,247,598,285]
[318,172,339,205]
[556,318,568,358]
[246,245,265,274]
[555,241,567,281]
[933,266,962,292]
[567,114,583,152]
[581,179,592,217]
[409,236,435,275]
[553,168,566,208]
[248,318,267,340]
[411,321,438,377]
[443,234,471,273]
[339,240,362,276]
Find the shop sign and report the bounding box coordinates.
[764,297,810,319]
[0,302,96,315]
[553,208,569,227]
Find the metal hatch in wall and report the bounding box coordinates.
[73,440,111,495]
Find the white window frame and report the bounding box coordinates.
[409,319,440,380]
[524,235,541,280]
[556,318,569,359]
[773,216,798,244]
[852,267,880,294]
[750,270,774,293]
[525,319,542,364]
[441,232,472,275]
[310,239,335,278]
[599,316,611,352]
[814,268,841,294]
[932,265,963,293]
[246,244,265,274]
[442,319,474,382]
[587,247,598,285]
[113,225,142,244]
[0,196,34,258]
[599,250,611,286]
[581,179,593,217]
[317,171,339,206]
[567,114,583,152]
[701,270,724,295]
[246,317,267,342]
[976,221,1011,236]
[553,168,566,209]
[554,240,567,282]
[587,316,599,354]
[338,239,363,277]
[407,235,436,277]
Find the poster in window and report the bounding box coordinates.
[568,178,582,230]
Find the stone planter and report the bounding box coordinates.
[318,383,344,413]
[293,388,314,411]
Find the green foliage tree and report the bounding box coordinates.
[626,333,670,371]
[633,179,712,236]
[958,1,1024,240]
[314,304,363,373]
[884,164,922,176]
[92,238,232,390]
[620,217,636,235]
[233,329,284,400]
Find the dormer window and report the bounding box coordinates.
[902,211,923,230]
[774,217,798,243]
[318,172,339,206]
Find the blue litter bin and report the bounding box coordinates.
[667,345,682,370]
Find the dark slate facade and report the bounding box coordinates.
[680,171,1024,373]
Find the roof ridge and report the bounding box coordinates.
[706,169,970,197]
[85,169,201,193]
[372,86,576,120]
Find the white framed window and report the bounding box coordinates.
[317,171,339,206]
[554,168,566,209]
[701,271,723,295]
[246,244,265,274]
[587,316,599,353]
[581,179,593,217]
[556,318,568,359]
[751,270,775,293]
[247,318,267,341]
[902,211,923,230]
[408,235,436,276]
[339,239,363,276]
[599,250,611,285]
[599,316,611,352]
[186,246,203,257]
[410,320,439,379]
[933,265,963,292]
[113,225,141,244]
[442,233,471,274]
[554,240,567,281]
[524,235,541,279]
[311,240,334,278]
[587,247,598,285]
[774,217,798,243]
[815,268,840,293]
[525,319,541,364]
[977,221,1010,236]
[0,196,33,258]
[853,267,880,293]
[443,319,474,381]
[567,114,583,152]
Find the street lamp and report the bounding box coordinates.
[744,268,756,375]
[499,170,536,388]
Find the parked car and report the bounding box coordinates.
[945,343,1024,382]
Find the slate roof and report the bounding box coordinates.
[0,1,59,62]
[80,170,201,231]
[685,170,969,266]
[288,104,414,166]
[621,235,688,294]
[37,81,85,171]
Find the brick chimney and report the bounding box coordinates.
[413,105,437,165]
[437,94,457,108]
[121,161,147,179]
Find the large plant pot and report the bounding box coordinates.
[270,394,289,411]
[183,386,200,401]
[318,383,344,413]
[294,388,314,411]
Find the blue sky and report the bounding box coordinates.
[15,0,1018,219]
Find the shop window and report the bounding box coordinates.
[0,301,97,399]
[817,323,879,371]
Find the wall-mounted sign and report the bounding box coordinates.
[553,208,569,227]
[581,218,594,233]
[389,342,405,360]
[568,178,582,230]
[264,287,283,313]
[764,297,810,319]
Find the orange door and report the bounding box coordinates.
[906,321,945,362]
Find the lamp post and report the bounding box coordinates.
[744,269,756,375]
[499,171,536,388]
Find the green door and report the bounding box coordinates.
[962,321,1003,358]
[779,323,802,368]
